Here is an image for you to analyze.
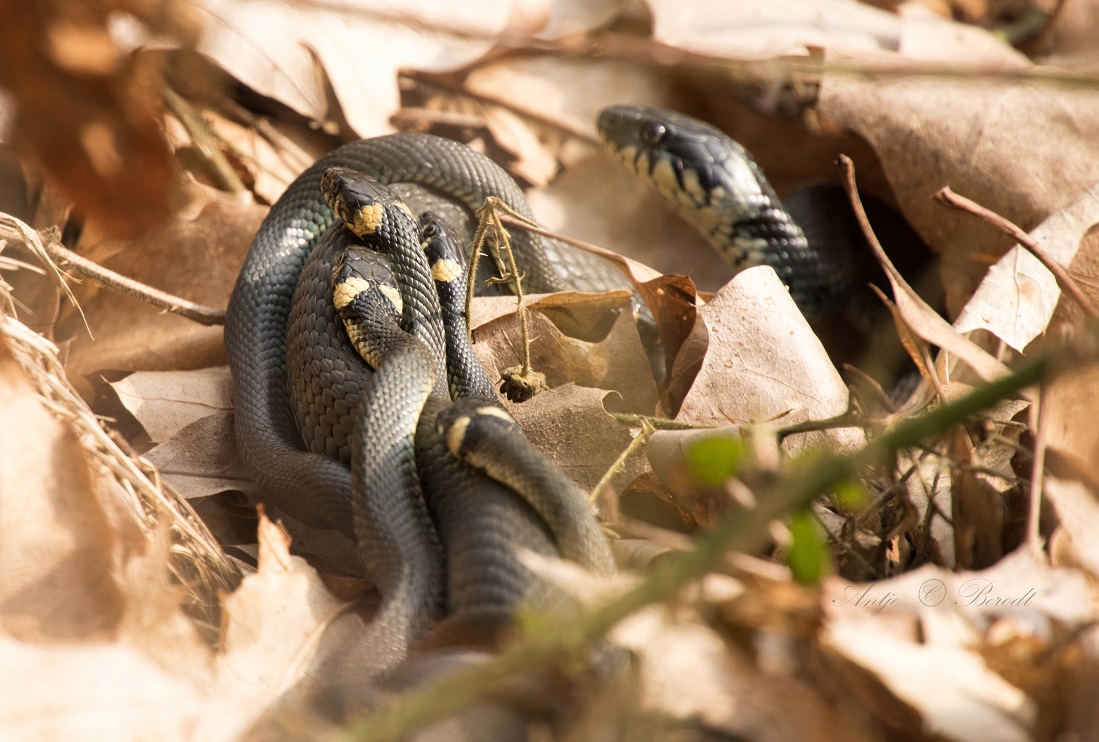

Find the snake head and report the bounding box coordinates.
[597,105,765,215]
[419,212,466,286]
[321,167,414,238]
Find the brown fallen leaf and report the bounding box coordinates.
[0,331,122,641]
[501,383,643,493]
[675,267,863,455]
[472,293,659,414]
[820,56,1099,316]
[59,186,265,380]
[0,0,185,237]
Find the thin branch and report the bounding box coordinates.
[934,186,1099,320]
[589,419,654,508]
[1028,384,1049,545]
[610,413,710,431]
[40,236,226,326]
[346,341,1071,742]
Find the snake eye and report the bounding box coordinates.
[640,121,667,146]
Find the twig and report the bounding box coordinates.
[346,341,1070,742]
[162,86,247,193]
[470,197,546,402]
[589,419,654,508]
[776,408,868,442]
[610,413,709,431]
[40,235,226,326]
[934,186,1099,320]
[1028,384,1049,545]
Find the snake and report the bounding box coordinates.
[225,133,634,537]
[227,108,856,709]
[597,105,857,318]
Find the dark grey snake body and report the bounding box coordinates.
[228,110,854,713]
[225,133,631,536]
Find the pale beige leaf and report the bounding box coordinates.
[646,0,903,58]
[0,333,122,641]
[675,267,862,454]
[144,410,253,500]
[194,0,515,136]
[211,513,350,736]
[0,638,207,740]
[1046,475,1099,578]
[111,366,233,444]
[954,184,1099,352]
[826,618,1035,741]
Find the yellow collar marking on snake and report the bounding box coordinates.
[333,276,373,309]
[430,258,463,284]
[474,405,515,424]
[378,284,402,313]
[350,203,386,235]
[332,276,404,315]
[445,414,471,456]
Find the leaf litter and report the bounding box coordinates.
[2,0,1099,739]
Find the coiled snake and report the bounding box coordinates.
[225,107,852,700]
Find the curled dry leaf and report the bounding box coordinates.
[675,266,863,455]
[193,0,522,137]
[471,292,659,414]
[822,548,1098,741]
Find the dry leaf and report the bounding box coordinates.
[60,187,264,380]
[954,184,1099,352]
[471,293,659,414]
[500,383,641,492]
[208,513,352,738]
[193,0,518,136]
[820,58,1099,315]
[675,267,862,455]
[646,0,904,57]
[111,366,233,444]
[0,332,122,641]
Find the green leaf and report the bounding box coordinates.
[685,435,746,487]
[787,510,828,585]
[834,479,869,511]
